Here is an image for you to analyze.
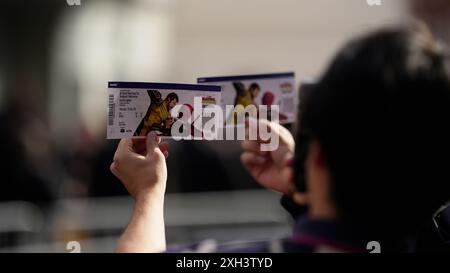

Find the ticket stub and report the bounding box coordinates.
[107,82,221,139]
[198,72,297,124]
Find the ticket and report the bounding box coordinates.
[107,82,221,139]
[197,72,297,125]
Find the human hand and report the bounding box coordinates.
[110,132,169,201]
[240,119,295,194]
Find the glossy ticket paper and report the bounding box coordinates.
[107,82,221,139]
[198,72,297,125]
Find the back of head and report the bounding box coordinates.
[299,23,450,250]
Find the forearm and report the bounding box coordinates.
[116,193,166,253]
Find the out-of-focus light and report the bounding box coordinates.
[50,0,175,143]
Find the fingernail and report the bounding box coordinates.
[149,132,159,141]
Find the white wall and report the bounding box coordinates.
[170,0,407,83]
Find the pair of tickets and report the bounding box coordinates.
[107,72,297,140]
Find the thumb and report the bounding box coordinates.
[246,117,279,143]
[146,132,161,157]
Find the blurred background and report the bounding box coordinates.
[0,0,407,252]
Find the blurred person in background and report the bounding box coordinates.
[0,72,62,205]
[0,1,95,205]
[110,24,450,253]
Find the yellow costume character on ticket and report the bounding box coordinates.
[135,91,179,136]
[228,82,260,124]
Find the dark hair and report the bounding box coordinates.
[297,24,450,249]
[148,90,163,104]
[249,83,261,90]
[166,92,179,102]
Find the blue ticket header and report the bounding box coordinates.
[108,82,221,92]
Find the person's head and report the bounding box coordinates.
[249,83,261,99]
[165,93,179,110]
[296,24,450,249]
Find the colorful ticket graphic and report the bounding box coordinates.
[107,82,221,139]
[198,72,297,124]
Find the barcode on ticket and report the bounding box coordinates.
[108,94,115,126]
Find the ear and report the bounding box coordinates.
[305,140,337,219]
[292,141,323,207]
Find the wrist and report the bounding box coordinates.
[135,189,165,205]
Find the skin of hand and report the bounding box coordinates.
[110,132,169,253]
[110,132,169,201]
[240,118,296,194]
